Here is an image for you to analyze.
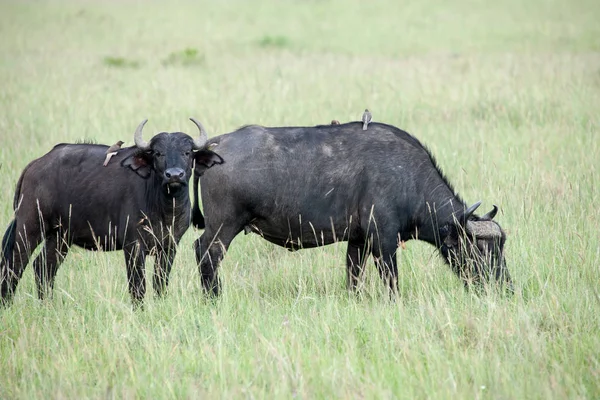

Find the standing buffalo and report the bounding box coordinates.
[192,122,511,295]
[1,119,223,306]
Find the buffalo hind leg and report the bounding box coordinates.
[33,229,69,300]
[194,226,240,297]
[194,234,224,296]
[371,236,399,296]
[346,239,369,292]
[124,242,146,308]
[1,221,43,305]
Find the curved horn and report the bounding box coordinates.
[482,204,498,220]
[189,117,208,149]
[462,201,482,224]
[133,119,150,150]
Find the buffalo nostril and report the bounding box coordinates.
[165,168,185,181]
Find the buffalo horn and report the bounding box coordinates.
[189,117,208,149]
[133,119,150,150]
[463,201,482,223]
[482,204,499,220]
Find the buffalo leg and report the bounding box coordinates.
[123,242,146,307]
[194,234,224,297]
[33,230,69,300]
[1,221,43,304]
[194,226,240,296]
[501,267,514,294]
[371,236,399,295]
[346,239,369,292]
[153,245,175,298]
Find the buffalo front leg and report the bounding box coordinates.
[33,229,69,300]
[346,239,369,292]
[153,245,175,298]
[123,242,147,308]
[371,236,399,296]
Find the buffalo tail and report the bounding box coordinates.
[191,173,205,229]
[1,219,17,302]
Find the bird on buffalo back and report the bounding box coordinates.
[103,141,124,166]
[362,109,372,130]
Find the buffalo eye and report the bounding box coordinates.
[439,225,450,237]
[154,151,164,158]
[184,151,191,156]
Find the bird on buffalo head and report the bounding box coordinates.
[331,120,340,125]
[362,109,372,131]
[103,141,124,166]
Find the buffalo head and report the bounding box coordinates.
[123,118,223,195]
[440,202,512,292]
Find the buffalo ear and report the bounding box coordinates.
[194,150,224,175]
[122,152,152,178]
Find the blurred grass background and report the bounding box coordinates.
[0,0,599,398]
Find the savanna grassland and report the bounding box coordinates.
[1,0,599,398]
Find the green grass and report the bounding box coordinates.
[103,56,141,69]
[257,35,292,49]
[161,48,206,67]
[1,0,599,398]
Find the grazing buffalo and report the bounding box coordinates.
[1,119,223,306]
[192,122,511,296]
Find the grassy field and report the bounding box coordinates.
[1,0,599,398]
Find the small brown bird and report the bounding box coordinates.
[331,120,340,125]
[103,140,124,166]
[362,109,372,131]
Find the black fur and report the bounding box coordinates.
[0,129,223,306]
[193,121,510,296]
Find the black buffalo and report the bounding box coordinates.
[192,122,511,295]
[1,119,223,306]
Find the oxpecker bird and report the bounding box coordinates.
[331,120,340,125]
[362,109,372,131]
[103,140,124,166]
